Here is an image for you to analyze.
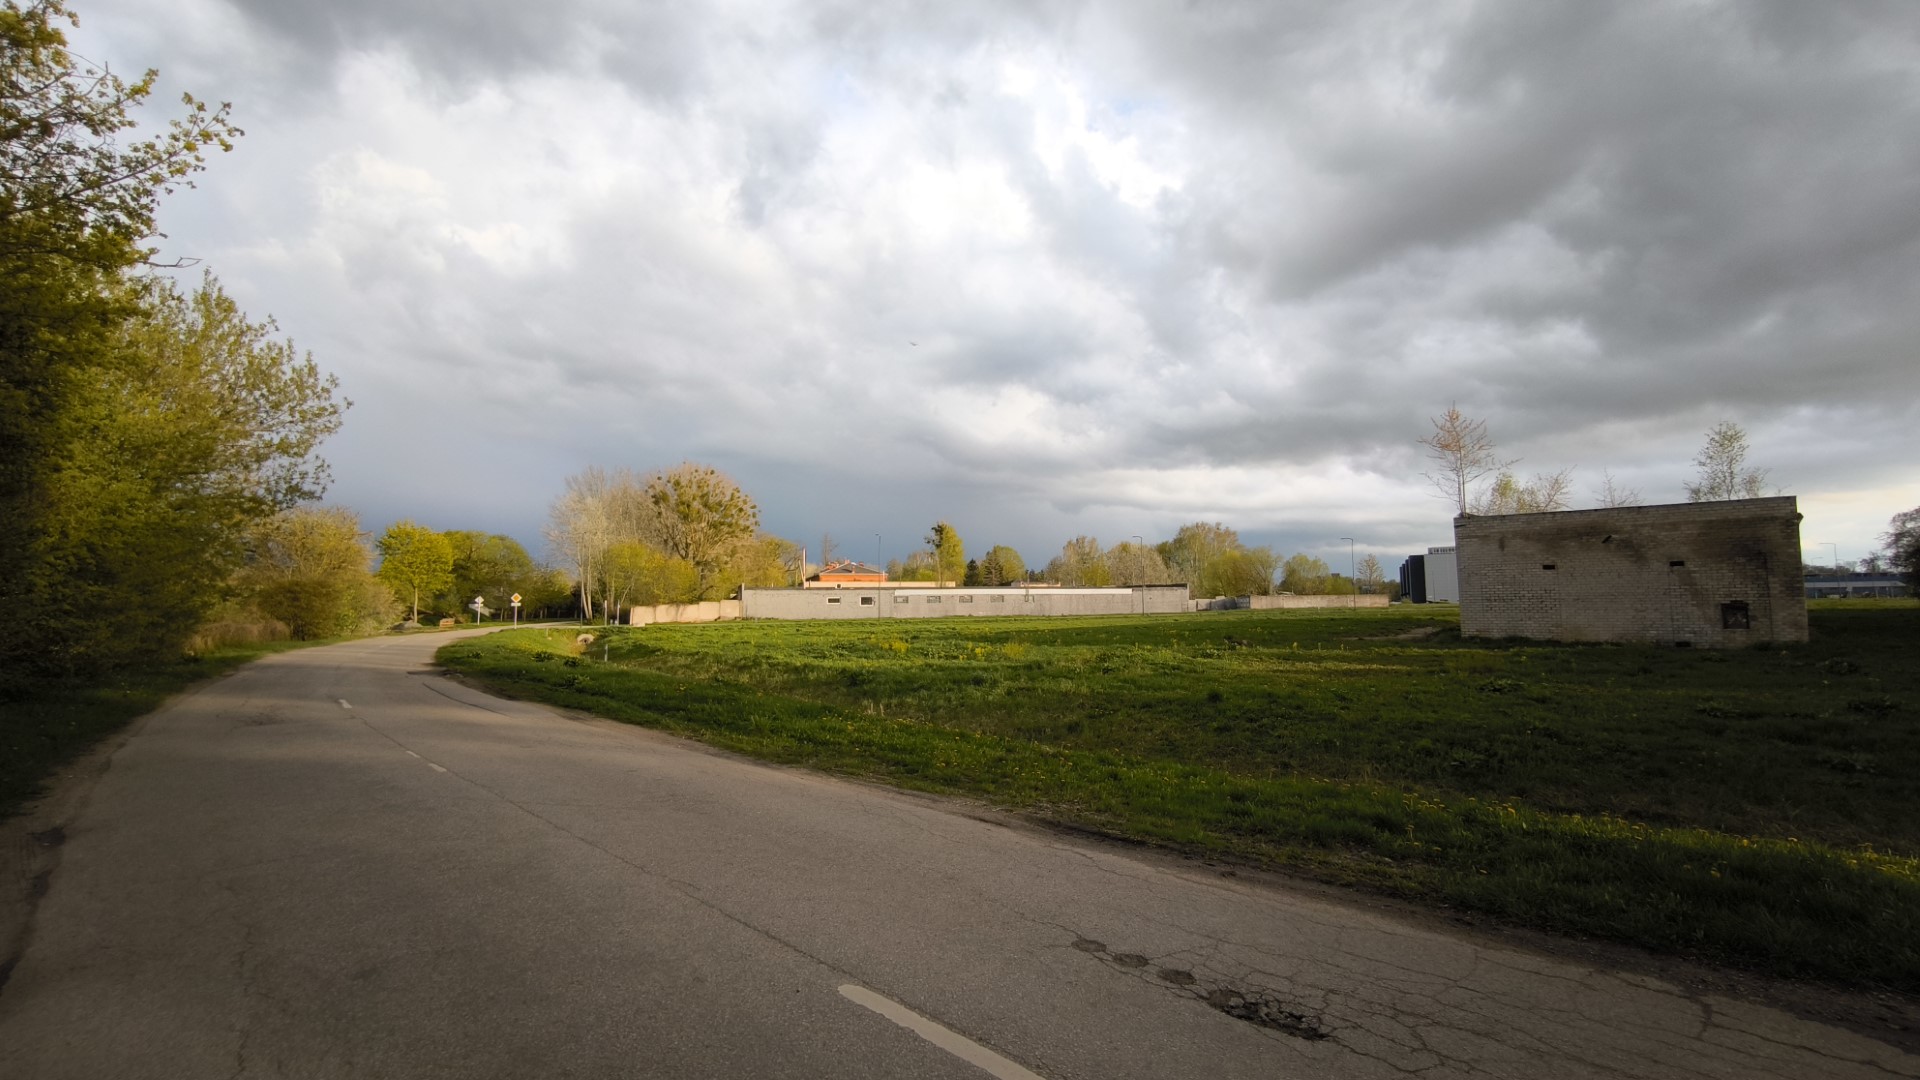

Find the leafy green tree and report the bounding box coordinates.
[1280,553,1333,594]
[23,273,341,668]
[1885,507,1920,592]
[645,463,759,598]
[976,545,1025,586]
[377,521,453,623]
[438,531,542,615]
[1105,539,1170,587]
[962,558,981,586]
[1162,522,1240,587]
[0,5,350,675]
[1046,536,1111,586]
[723,534,799,592]
[1685,421,1769,502]
[233,506,393,639]
[602,541,701,619]
[926,521,965,585]
[888,551,938,581]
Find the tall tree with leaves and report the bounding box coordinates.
[1,1,311,674]
[977,545,1025,586]
[376,521,453,623]
[1594,470,1643,508]
[926,521,965,585]
[1161,522,1240,586]
[1684,421,1769,501]
[1420,405,1515,516]
[645,463,759,598]
[232,506,392,639]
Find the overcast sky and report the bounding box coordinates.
[73,0,1920,571]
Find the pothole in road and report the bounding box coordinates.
[1205,988,1330,1039]
[1070,935,1330,1041]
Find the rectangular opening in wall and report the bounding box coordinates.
[1721,600,1751,630]
[894,594,910,604]
[990,595,1005,603]
[1670,560,1686,568]
[826,596,842,605]
[927,595,942,603]
[959,595,974,603]
[859,596,875,606]
[1541,564,1557,571]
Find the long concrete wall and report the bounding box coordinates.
[627,600,742,626]
[1246,594,1391,610]
[1195,595,1391,611]
[738,584,1190,621]
[1454,497,1807,646]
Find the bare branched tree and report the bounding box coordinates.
[1684,421,1769,502]
[1595,469,1643,508]
[1420,406,1516,515]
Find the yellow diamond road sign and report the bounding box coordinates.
[511,593,522,604]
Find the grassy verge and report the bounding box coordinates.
[0,640,322,818]
[439,606,1920,989]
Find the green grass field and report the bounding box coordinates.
[438,601,1919,989]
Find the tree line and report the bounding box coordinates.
[861,520,1394,600]
[2,1,344,676]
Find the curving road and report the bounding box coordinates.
[1,631,1912,1079]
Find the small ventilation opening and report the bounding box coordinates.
[1541,564,1557,571]
[1721,601,1751,630]
[1669,560,1686,568]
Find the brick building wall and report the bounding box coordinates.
[1454,497,1807,646]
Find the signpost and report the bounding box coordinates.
[511,592,522,627]
[470,595,486,623]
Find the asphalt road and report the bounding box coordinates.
[1,631,1913,1079]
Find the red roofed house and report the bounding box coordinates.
[805,560,887,587]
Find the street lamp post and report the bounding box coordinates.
[1131,535,1145,613]
[1340,537,1356,608]
[875,533,883,618]
[1824,542,1840,572]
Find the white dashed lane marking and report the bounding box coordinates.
[337,699,352,710]
[838,984,1048,1080]
[427,763,447,773]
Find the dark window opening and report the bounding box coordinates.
[859,596,875,606]
[1669,560,1686,568]
[1541,564,1557,571]
[826,596,842,605]
[1721,601,1751,630]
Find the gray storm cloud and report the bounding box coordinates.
[71,0,1920,564]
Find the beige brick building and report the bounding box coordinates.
[1454,497,1807,646]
